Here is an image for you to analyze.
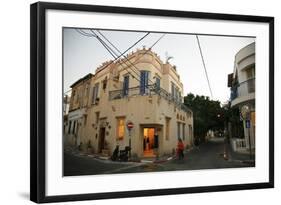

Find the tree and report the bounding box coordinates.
[184,93,226,142]
[223,102,244,139]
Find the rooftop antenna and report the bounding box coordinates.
[165,51,173,63]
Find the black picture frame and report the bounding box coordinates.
[30,2,274,203]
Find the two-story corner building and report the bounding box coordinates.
[228,42,255,151]
[65,47,194,158]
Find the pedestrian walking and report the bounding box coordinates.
[146,137,150,150]
[177,138,184,160]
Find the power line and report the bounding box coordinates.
[96,30,165,85]
[76,29,142,82]
[195,35,214,99]
[149,34,165,49]
[76,29,166,85]
[90,30,142,82]
[96,30,122,56]
[94,30,144,82]
[129,34,165,70]
[76,28,141,81]
[94,32,150,72]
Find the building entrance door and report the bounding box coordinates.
[98,127,106,153]
[143,128,155,157]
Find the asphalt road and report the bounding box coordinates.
[63,152,132,176]
[64,138,254,176]
[113,138,253,174]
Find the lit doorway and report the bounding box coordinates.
[143,128,155,157]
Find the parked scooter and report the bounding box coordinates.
[119,146,131,162]
[111,145,119,161]
[110,145,131,162]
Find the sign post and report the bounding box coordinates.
[126,121,134,159]
[246,119,251,128]
[241,105,252,160]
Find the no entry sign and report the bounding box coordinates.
[127,121,134,130]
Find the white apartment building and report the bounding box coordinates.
[228,42,255,151]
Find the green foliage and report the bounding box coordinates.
[184,93,227,141]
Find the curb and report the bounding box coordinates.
[66,149,184,165]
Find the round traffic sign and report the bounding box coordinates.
[127,121,134,129]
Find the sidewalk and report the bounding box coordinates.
[226,142,255,165]
[64,144,176,165]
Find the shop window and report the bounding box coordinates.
[117,117,125,140]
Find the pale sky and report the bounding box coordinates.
[63,28,255,103]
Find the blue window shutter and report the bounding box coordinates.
[145,71,149,93]
[145,71,148,86]
[140,71,145,94]
[140,71,149,94]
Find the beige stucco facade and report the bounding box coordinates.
[64,48,193,158]
[228,42,255,150]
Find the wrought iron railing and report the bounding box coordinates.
[109,84,191,113]
[230,78,255,101]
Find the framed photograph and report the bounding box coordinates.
[30,2,274,203]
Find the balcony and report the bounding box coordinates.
[109,84,190,113]
[230,78,255,106]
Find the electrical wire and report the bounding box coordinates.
[90,30,143,82]
[75,28,166,84]
[90,30,142,82]
[196,35,214,99]
[76,29,141,81]
[96,30,165,85]
[93,32,150,72]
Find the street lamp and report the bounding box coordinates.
[241,105,250,119]
[241,104,252,160]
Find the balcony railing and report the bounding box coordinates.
[230,78,255,101]
[109,84,191,113]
